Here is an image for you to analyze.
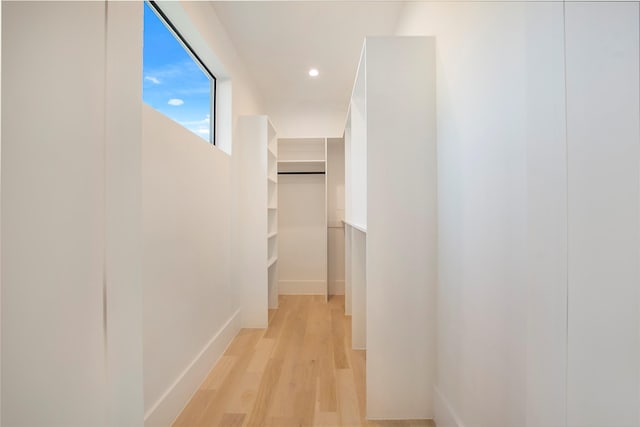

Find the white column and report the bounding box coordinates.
[365,37,437,420]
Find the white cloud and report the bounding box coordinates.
[144,76,161,84]
[167,98,184,106]
[179,115,211,140]
[180,115,210,126]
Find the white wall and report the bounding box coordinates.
[140,2,266,426]
[142,106,239,425]
[397,2,640,427]
[396,4,550,426]
[327,138,345,295]
[2,2,144,425]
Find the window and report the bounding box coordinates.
[143,1,216,144]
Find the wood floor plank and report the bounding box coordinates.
[244,357,284,426]
[194,333,261,426]
[314,410,340,427]
[219,413,245,427]
[268,296,311,419]
[351,349,367,423]
[264,296,289,340]
[201,355,236,390]
[172,389,216,427]
[332,307,350,369]
[293,389,317,426]
[336,368,362,426]
[265,416,295,427]
[225,329,263,357]
[225,372,261,414]
[316,296,338,413]
[318,347,338,412]
[246,337,276,374]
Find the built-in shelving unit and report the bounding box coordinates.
[277,138,328,300]
[267,123,279,310]
[267,255,278,268]
[344,37,436,419]
[236,115,279,328]
[343,220,366,234]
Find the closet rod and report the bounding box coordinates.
[278,172,326,175]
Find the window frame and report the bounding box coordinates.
[146,0,218,145]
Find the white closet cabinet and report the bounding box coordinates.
[236,115,278,328]
[344,37,437,420]
[277,138,328,300]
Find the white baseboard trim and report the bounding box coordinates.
[434,385,466,427]
[329,279,345,295]
[278,280,326,295]
[144,309,241,427]
[367,417,440,427]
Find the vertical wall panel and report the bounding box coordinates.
[2,2,108,425]
[565,3,640,426]
[525,3,568,426]
[105,2,144,424]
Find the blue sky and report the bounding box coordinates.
[143,3,212,142]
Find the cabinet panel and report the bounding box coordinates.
[565,3,640,426]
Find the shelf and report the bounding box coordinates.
[278,159,325,173]
[278,159,325,164]
[268,231,277,239]
[343,220,367,234]
[268,256,278,268]
[278,160,325,166]
[268,176,277,184]
[268,206,277,210]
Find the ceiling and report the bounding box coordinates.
[212,1,405,135]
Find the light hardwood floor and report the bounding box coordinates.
[173,295,435,427]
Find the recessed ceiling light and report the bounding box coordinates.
[308,68,319,77]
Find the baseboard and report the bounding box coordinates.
[278,280,326,295]
[367,418,435,424]
[434,385,465,427]
[329,279,345,295]
[144,309,241,427]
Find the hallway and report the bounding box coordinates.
[173,295,433,427]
